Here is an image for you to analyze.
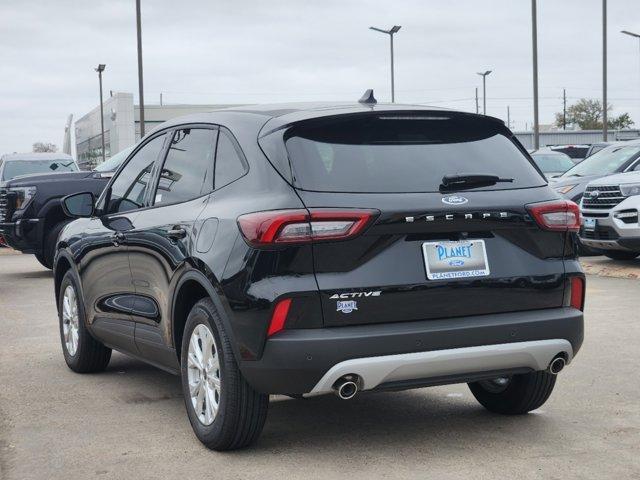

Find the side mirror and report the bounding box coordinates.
[62,192,95,218]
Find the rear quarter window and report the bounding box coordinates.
[279,114,545,193]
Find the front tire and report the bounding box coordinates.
[468,371,556,414]
[41,221,70,269]
[180,298,268,451]
[603,251,640,261]
[58,271,111,373]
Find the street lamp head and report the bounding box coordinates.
[369,25,401,35]
[621,30,640,39]
[95,64,106,73]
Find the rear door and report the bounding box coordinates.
[127,126,218,366]
[278,113,568,327]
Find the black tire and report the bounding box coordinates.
[604,251,640,261]
[180,298,268,451]
[41,221,69,269]
[58,271,111,373]
[468,371,557,414]
[35,253,50,269]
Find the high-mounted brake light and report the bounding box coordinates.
[526,200,581,232]
[267,298,292,337]
[237,209,377,246]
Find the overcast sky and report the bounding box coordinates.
[1,0,639,153]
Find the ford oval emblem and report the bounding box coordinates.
[442,195,469,205]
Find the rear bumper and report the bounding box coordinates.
[240,307,584,395]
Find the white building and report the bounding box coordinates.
[74,92,239,170]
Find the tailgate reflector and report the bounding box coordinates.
[570,277,585,311]
[267,298,293,337]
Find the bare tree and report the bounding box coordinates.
[32,142,58,153]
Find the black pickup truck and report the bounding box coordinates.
[0,149,131,268]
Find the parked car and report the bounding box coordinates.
[54,100,584,451]
[584,142,612,159]
[0,147,132,268]
[549,144,590,163]
[552,141,640,203]
[530,149,574,179]
[580,171,640,260]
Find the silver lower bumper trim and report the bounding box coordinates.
[310,339,574,394]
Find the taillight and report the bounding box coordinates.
[570,276,585,311]
[526,200,581,232]
[267,298,292,337]
[237,208,377,246]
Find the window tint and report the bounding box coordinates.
[106,134,165,214]
[155,128,216,205]
[282,115,544,193]
[215,130,247,189]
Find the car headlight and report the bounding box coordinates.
[620,183,640,197]
[554,184,577,195]
[9,186,37,211]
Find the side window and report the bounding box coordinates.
[155,128,217,205]
[105,134,166,214]
[215,130,248,189]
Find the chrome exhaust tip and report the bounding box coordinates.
[548,356,566,375]
[333,376,359,400]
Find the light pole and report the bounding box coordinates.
[531,0,540,149]
[476,70,492,115]
[621,30,640,106]
[369,25,401,102]
[602,0,608,141]
[136,0,146,138]
[95,64,106,164]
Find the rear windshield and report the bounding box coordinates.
[559,145,640,178]
[2,159,78,181]
[282,114,544,193]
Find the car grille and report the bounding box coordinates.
[580,226,620,241]
[0,189,9,222]
[582,185,625,209]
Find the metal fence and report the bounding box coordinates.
[514,130,640,149]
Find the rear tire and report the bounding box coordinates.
[468,371,556,414]
[603,251,640,261]
[58,271,112,373]
[41,220,69,269]
[180,298,268,451]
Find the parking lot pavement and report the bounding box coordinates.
[581,256,640,280]
[1,251,639,480]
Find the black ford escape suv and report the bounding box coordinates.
[53,99,585,451]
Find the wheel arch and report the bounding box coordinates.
[53,251,74,309]
[171,269,240,365]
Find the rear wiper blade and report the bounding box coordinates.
[441,173,514,190]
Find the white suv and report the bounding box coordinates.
[580,171,640,260]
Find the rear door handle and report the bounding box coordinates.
[167,227,187,240]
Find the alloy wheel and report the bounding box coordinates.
[62,285,80,356]
[187,323,221,426]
